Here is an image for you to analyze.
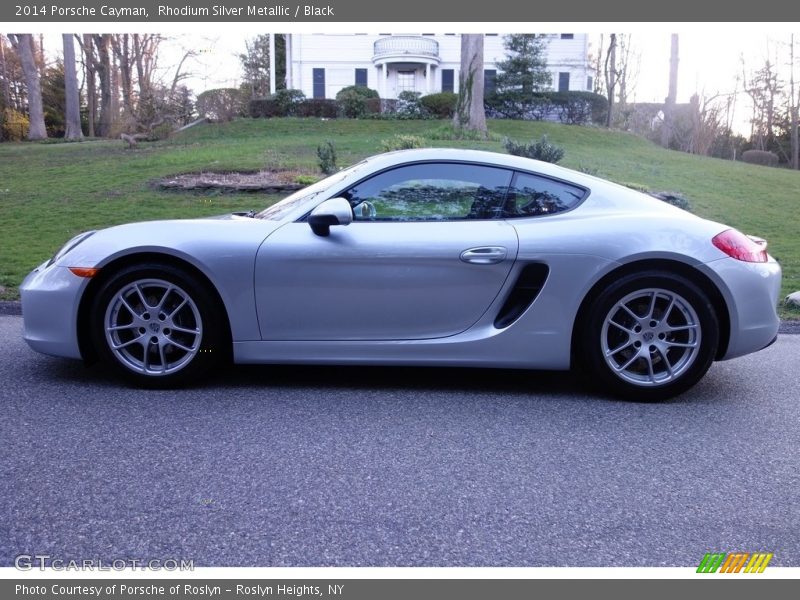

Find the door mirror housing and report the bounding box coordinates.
[308,197,354,237]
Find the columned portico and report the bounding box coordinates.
[372,36,440,99]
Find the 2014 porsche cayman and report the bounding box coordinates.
[21,148,781,399]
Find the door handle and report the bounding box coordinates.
[460,246,508,265]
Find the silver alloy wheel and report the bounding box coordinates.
[600,288,701,387]
[104,278,203,376]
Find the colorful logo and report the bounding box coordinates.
[697,552,773,573]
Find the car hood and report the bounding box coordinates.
[56,214,285,269]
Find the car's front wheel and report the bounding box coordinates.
[580,271,719,401]
[91,263,224,386]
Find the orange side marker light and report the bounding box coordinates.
[68,267,100,278]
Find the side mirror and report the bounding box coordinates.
[308,197,353,237]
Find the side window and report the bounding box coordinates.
[503,172,585,218]
[343,163,513,222]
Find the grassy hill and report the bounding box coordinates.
[0,117,798,317]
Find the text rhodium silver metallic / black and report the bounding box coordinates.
[156,4,309,16]
[20,149,781,400]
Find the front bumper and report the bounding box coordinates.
[20,261,86,360]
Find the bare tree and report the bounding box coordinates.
[687,94,723,155]
[0,34,12,110]
[790,34,799,170]
[593,34,604,95]
[110,34,133,115]
[80,34,96,136]
[604,34,617,128]
[75,33,119,137]
[240,35,271,99]
[8,34,46,139]
[616,34,641,107]
[1,35,27,113]
[62,34,83,140]
[453,34,486,136]
[132,34,161,101]
[742,58,781,151]
[598,34,641,130]
[661,34,679,148]
[93,34,114,136]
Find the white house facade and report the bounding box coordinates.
[278,34,594,100]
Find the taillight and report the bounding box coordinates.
[712,229,768,263]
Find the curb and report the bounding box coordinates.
[0,301,22,316]
[2,300,799,334]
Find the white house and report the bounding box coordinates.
[276,34,594,100]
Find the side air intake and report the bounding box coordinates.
[494,263,549,329]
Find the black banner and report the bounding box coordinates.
[3,0,800,22]
[4,579,799,600]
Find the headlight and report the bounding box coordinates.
[48,231,96,267]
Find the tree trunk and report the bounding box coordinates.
[453,34,486,136]
[604,34,617,128]
[62,34,83,140]
[111,34,133,115]
[82,34,96,137]
[110,50,120,118]
[93,34,113,137]
[661,34,679,148]
[0,35,11,110]
[133,34,159,101]
[133,34,146,96]
[790,35,798,170]
[9,34,47,140]
[275,34,287,90]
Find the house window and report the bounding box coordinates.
[397,71,415,94]
[586,76,593,91]
[561,34,574,40]
[355,68,368,87]
[313,68,326,99]
[484,69,497,96]
[441,69,455,93]
[558,72,570,92]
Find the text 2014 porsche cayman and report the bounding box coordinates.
[21,149,781,399]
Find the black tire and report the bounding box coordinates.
[90,263,225,387]
[578,270,719,401]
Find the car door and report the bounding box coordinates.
[254,162,519,341]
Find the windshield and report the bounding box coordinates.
[255,160,370,220]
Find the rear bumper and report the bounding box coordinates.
[20,261,85,360]
[702,256,781,360]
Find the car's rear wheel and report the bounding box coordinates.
[91,263,224,387]
[580,271,719,400]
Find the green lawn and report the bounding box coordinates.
[1,117,798,318]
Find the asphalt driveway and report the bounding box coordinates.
[1,315,798,567]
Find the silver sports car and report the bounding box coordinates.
[21,148,781,400]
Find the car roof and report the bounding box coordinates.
[365,147,595,186]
